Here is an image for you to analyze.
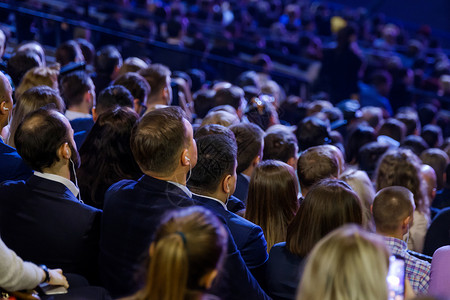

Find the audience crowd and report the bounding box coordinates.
[2,1,450,300]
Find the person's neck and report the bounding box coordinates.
[41,163,71,180]
[191,188,227,204]
[377,230,403,241]
[145,169,187,186]
[68,105,90,115]
[242,166,254,178]
[147,97,167,106]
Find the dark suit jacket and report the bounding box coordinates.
[423,207,450,256]
[233,173,250,204]
[100,175,270,300]
[193,194,268,269]
[0,139,32,184]
[70,117,94,149]
[0,175,101,282]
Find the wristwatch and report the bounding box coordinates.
[39,265,50,283]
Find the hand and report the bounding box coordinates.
[48,269,69,289]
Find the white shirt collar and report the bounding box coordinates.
[33,171,80,198]
[65,110,93,121]
[192,192,228,210]
[241,173,250,182]
[167,181,192,198]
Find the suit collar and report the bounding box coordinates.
[138,175,192,198]
[192,193,228,211]
[26,175,80,202]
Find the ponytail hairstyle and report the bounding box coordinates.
[136,206,228,300]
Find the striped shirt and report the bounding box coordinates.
[383,236,431,295]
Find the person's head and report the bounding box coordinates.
[55,40,84,67]
[340,169,376,231]
[371,70,392,97]
[213,86,245,119]
[200,110,239,127]
[75,38,95,66]
[0,72,13,129]
[357,141,390,179]
[15,65,60,100]
[396,111,421,136]
[297,145,340,196]
[7,50,42,88]
[17,41,46,66]
[418,104,437,126]
[346,125,376,164]
[297,225,389,300]
[95,45,122,79]
[295,116,330,151]
[361,106,383,131]
[193,89,216,120]
[245,160,299,251]
[93,85,133,121]
[0,28,6,58]
[263,127,298,169]
[400,135,428,156]
[421,124,443,148]
[8,86,65,148]
[230,123,264,174]
[375,148,428,215]
[113,72,151,116]
[131,107,197,181]
[78,107,141,206]
[60,71,95,113]
[420,148,449,190]
[117,57,149,76]
[137,206,227,300]
[287,179,362,257]
[421,164,437,204]
[14,107,79,173]
[372,186,415,238]
[194,124,235,141]
[139,64,172,105]
[188,134,237,201]
[378,118,407,143]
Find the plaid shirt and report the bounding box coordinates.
[383,236,431,295]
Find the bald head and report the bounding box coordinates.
[372,186,415,235]
[421,164,437,201]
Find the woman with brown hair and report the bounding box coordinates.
[244,160,299,252]
[265,179,363,300]
[129,206,228,300]
[375,148,430,253]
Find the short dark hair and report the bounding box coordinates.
[214,86,244,111]
[193,89,215,119]
[345,125,376,163]
[263,129,297,163]
[194,124,235,141]
[60,71,93,107]
[188,134,237,194]
[396,112,420,136]
[131,107,188,175]
[15,108,70,172]
[55,40,82,66]
[95,45,122,76]
[400,135,428,156]
[230,123,264,173]
[372,186,415,234]
[113,72,150,104]
[297,145,339,191]
[7,51,41,87]
[75,38,95,65]
[139,64,171,98]
[357,141,390,178]
[295,116,330,151]
[420,148,449,190]
[96,85,133,116]
[421,124,443,148]
[378,118,406,142]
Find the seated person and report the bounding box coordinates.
[0,107,101,283]
[372,186,431,294]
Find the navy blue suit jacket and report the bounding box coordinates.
[100,175,270,300]
[193,194,268,269]
[0,139,32,183]
[233,173,250,204]
[70,117,94,149]
[423,207,450,256]
[0,175,101,282]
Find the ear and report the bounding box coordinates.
[402,216,411,231]
[222,174,232,194]
[92,107,98,122]
[252,155,261,167]
[287,156,297,169]
[0,101,8,116]
[198,269,218,289]
[133,99,141,114]
[58,142,71,160]
[370,204,373,214]
[181,148,190,166]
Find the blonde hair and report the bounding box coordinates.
[135,206,227,300]
[297,225,389,300]
[14,65,60,100]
